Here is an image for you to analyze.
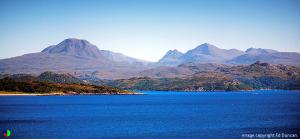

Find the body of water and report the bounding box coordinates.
[0,90,299,139]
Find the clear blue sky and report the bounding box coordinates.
[0,0,300,61]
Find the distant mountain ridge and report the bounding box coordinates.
[229,48,300,66]
[158,43,300,66]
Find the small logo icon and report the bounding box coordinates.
[3,129,11,138]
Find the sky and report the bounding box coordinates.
[0,0,300,62]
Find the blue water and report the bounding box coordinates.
[0,90,300,139]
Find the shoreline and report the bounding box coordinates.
[0,93,47,96]
[1,90,298,96]
[0,91,141,96]
[0,93,142,96]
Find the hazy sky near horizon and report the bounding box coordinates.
[0,0,300,62]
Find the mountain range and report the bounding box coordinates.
[157,43,300,66]
[0,38,299,79]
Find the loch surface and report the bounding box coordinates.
[0,90,300,139]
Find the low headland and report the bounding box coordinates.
[0,73,137,96]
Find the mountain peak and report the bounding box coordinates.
[42,38,102,58]
[192,43,220,53]
[197,43,217,48]
[162,49,183,58]
[62,38,90,45]
[56,38,95,50]
[157,49,183,66]
[166,49,182,55]
[179,43,245,64]
[190,43,221,54]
